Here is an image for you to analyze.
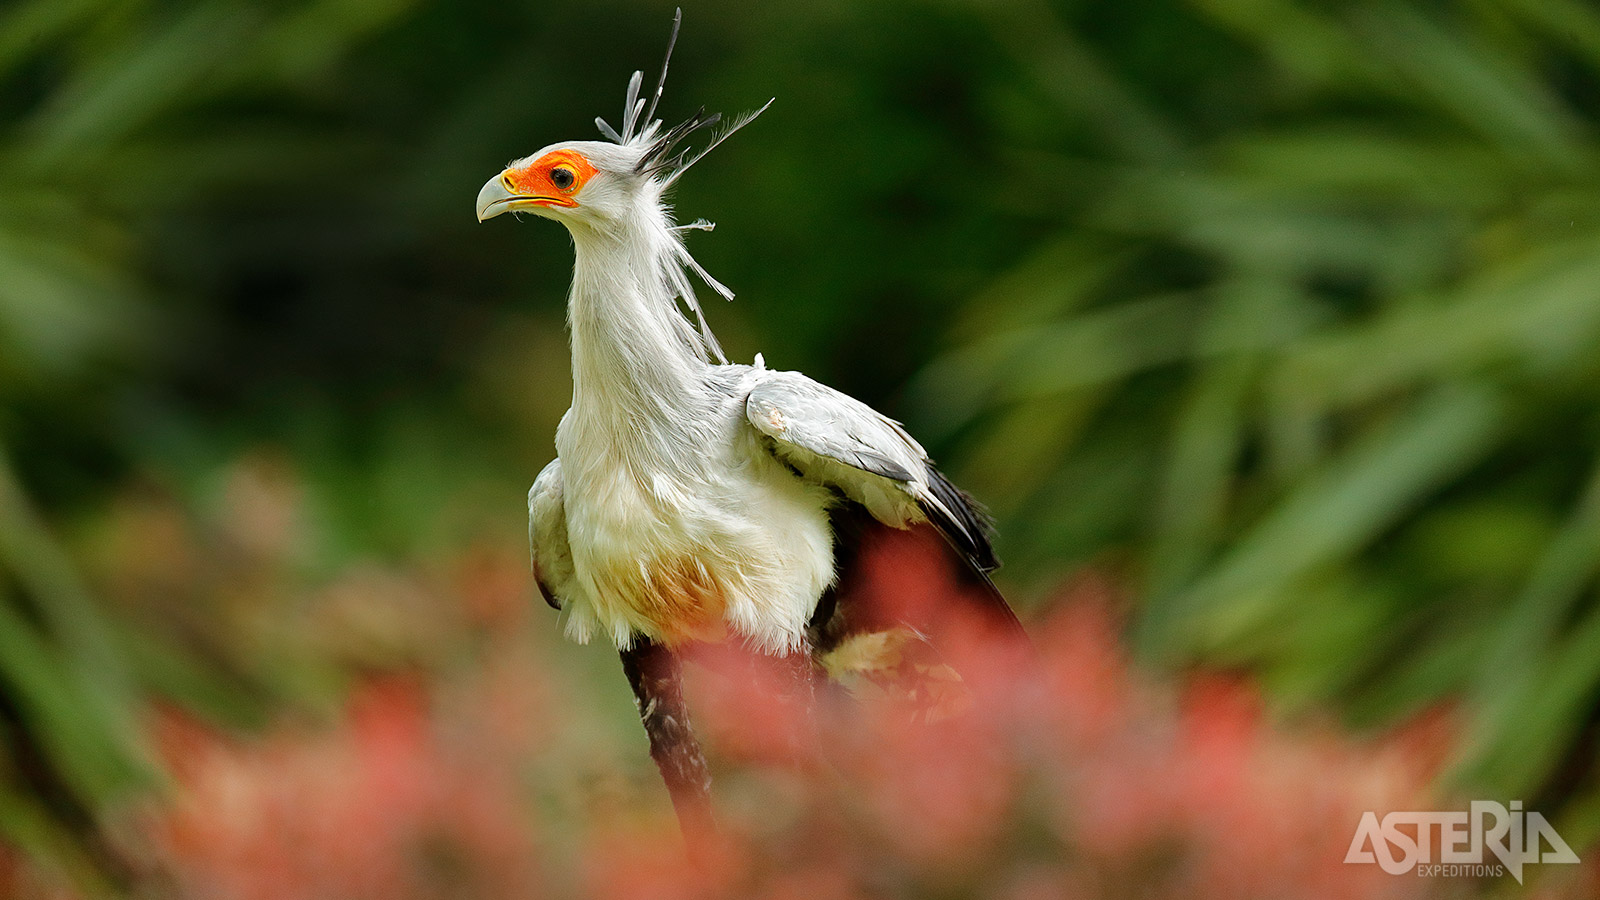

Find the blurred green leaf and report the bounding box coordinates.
[1137,384,1505,657]
[3,0,1600,883]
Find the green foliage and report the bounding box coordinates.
[0,0,423,885]
[904,0,1600,827]
[4,0,1600,887]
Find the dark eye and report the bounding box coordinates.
[550,166,576,191]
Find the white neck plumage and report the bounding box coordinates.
[562,196,721,466]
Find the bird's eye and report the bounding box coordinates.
[550,166,577,191]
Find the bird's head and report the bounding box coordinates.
[474,10,768,365]
[475,141,651,228]
[475,10,769,234]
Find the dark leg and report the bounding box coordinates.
[618,638,715,840]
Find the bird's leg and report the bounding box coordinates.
[618,638,715,841]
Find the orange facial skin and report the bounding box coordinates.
[503,149,599,207]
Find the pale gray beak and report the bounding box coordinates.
[476,173,517,222]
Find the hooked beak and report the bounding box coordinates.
[476,172,558,222]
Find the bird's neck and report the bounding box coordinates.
[565,213,712,437]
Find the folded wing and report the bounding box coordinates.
[744,369,1021,637]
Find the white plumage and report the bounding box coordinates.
[479,10,1022,835]
[481,125,991,656]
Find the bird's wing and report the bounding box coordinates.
[745,368,1027,650]
[744,368,998,573]
[528,458,575,611]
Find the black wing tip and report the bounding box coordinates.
[532,563,562,611]
[922,465,1000,572]
[971,566,1031,644]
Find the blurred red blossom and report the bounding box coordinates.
[5,484,1591,899]
[146,674,544,900]
[132,559,1584,898]
[562,547,1479,900]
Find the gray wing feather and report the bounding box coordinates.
[746,372,926,491]
[528,459,575,610]
[745,369,994,568]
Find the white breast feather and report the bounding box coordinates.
[550,375,836,653]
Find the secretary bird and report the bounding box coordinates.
[476,11,1026,838]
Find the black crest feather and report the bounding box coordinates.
[592,8,772,187]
